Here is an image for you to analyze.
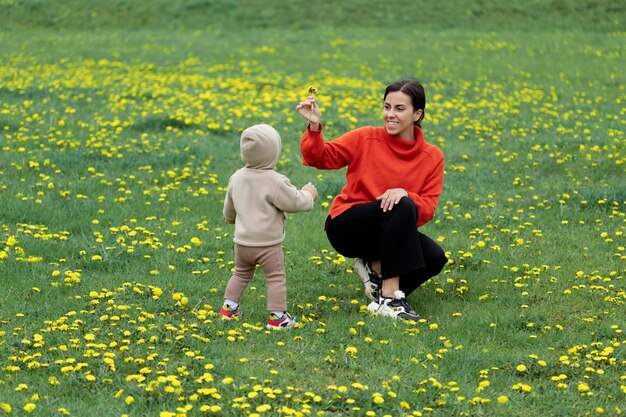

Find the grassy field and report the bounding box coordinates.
[1,1,625,416]
[1,0,626,32]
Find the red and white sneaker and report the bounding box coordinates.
[266,312,298,330]
[219,303,241,320]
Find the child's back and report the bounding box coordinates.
[221,124,318,329]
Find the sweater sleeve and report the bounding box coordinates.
[272,175,314,213]
[300,124,360,169]
[409,155,444,227]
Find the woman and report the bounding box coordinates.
[295,79,448,321]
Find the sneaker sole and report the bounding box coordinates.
[354,259,378,301]
[266,324,296,330]
[354,259,371,285]
[219,311,241,320]
[367,301,419,321]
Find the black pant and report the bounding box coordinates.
[325,197,448,296]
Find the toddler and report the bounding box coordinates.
[220,124,318,329]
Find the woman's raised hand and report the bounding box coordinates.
[295,95,320,127]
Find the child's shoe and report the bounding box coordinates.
[219,303,241,320]
[266,312,298,330]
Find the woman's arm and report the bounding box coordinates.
[409,157,444,227]
[295,95,320,131]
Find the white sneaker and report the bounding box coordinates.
[354,258,381,300]
[367,290,420,321]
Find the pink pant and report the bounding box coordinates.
[224,244,287,312]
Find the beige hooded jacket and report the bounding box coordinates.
[223,124,314,247]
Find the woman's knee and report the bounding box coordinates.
[419,234,448,275]
[388,197,417,222]
[396,196,417,211]
[430,247,448,275]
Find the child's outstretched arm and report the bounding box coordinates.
[273,178,316,213]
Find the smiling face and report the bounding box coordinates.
[382,91,423,141]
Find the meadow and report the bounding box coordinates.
[1,3,625,416]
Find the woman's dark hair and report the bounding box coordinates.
[383,79,426,127]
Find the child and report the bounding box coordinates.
[220,124,318,329]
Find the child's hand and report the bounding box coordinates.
[302,182,318,201]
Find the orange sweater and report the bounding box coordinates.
[300,125,444,228]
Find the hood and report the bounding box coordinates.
[240,124,281,169]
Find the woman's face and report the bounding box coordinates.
[383,91,423,140]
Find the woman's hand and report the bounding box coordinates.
[377,188,409,212]
[295,95,320,129]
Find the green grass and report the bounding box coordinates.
[1,2,625,416]
[1,0,625,32]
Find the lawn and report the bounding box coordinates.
[0,5,625,417]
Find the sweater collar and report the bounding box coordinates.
[383,125,425,158]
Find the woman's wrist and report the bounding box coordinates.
[308,122,320,131]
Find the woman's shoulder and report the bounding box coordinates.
[422,140,445,160]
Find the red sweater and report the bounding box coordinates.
[301,125,444,228]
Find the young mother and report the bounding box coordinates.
[295,79,448,321]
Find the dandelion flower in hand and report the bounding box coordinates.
[305,86,318,121]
